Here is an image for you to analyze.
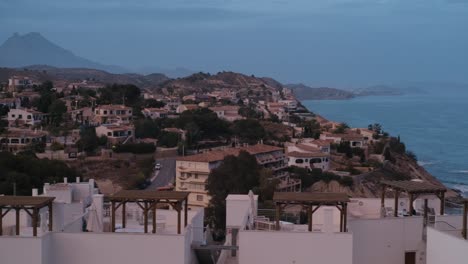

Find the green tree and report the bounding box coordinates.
[231,119,265,144]
[206,151,265,233]
[333,123,349,134]
[135,119,160,139]
[158,132,180,148]
[48,100,67,126]
[76,127,101,153]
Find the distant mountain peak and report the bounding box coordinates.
[0,32,127,73]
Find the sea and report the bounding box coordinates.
[302,88,468,197]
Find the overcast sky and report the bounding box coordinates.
[1,0,468,87]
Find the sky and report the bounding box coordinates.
[1,0,468,87]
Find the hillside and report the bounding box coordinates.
[354,85,403,96]
[156,71,283,96]
[0,32,126,73]
[286,83,355,100]
[0,65,169,89]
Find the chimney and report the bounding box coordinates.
[323,208,334,233]
[63,177,68,184]
[32,188,38,196]
[89,179,95,194]
[43,183,50,194]
[76,177,80,183]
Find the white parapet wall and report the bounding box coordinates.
[349,216,425,264]
[426,227,468,264]
[238,230,353,264]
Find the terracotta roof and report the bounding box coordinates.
[209,106,239,112]
[309,140,333,147]
[1,129,48,138]
[287,151,328,158]
[96,105,131,110]
[296,144,321,152]
[98,124,134,131]
[177,144,284,163]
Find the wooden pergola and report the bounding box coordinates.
[0,196,55,237]
[381,180,447,217]
[108,190,189,234]
[273,192,350,232]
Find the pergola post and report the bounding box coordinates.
[177,205,181,235]
[462,201,467,240]
[152,202,157,234]
[439,192,445,215]
[15,207,20,236]
[122,201,126,228]
[394,190,399,217]
[343,203,348,232]
[184,198,188,227]
[307,205,312,232]
[32,208,38,237]
[48,202,53,232]
[143,202,148,234]
[0,207,3,236]
[409,193,414,216]
[339,206,344,232]
[275,203,280,231]
[111,201,116,232]
[423,199,428,227]
[381,185,386,217]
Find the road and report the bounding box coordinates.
[147,157,176,189]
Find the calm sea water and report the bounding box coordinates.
[303,89,468,196]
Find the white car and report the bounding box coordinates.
[155,163,162,170]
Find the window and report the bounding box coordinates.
[27,115,31,119]
[196,195,203,201]
[107,132,112,136]
[104,110,107,115]
[11,114,15,118]
[295,159,304,164]
[128,131,132,135]
[194,174,199,179]
[18,114,22,119]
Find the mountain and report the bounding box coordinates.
[0,65,169,89]
[0,32,127,73]
[286,84,355,100]
[353,85,404,96]
[135,66,195,78]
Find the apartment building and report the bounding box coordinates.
[176,144,299,208]
[0,128,47,153]
[93,105,132,125]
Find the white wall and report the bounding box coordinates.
[349,217,425,264]
[50,232,186,264]
[0,235,45,264]
[427,227,467,264]
[239,231,352,264]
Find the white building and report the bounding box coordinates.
[0,181,204,264]
[93,105,132,125]
[0,128,48,153]
[209,105,243,121]
[95,124,135,144]
[6,108,46,126]
[217,183,448,264]
[176,144,298,208]
[142,107,169,119]
[287,151,330,171]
